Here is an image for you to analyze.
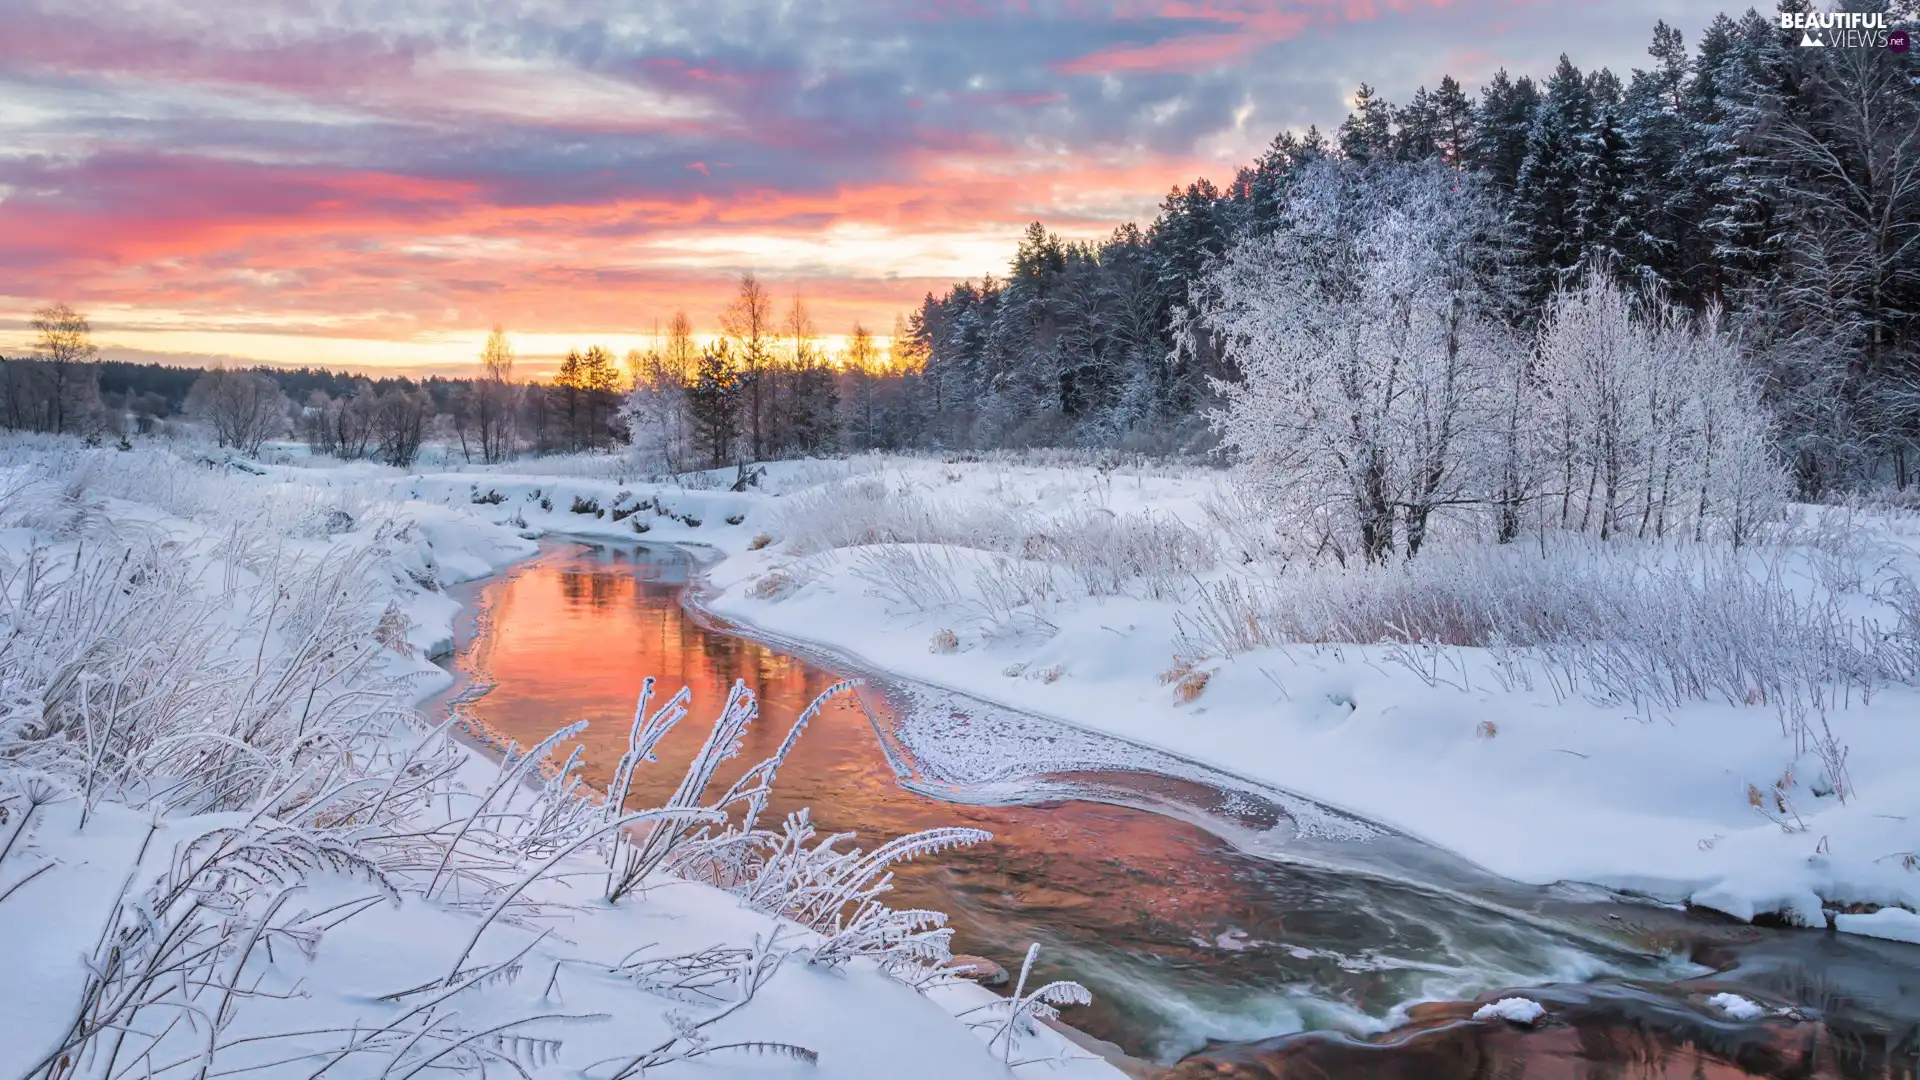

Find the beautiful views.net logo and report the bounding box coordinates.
[1779,10,1906,49]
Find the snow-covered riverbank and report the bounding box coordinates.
[400,452,1920,941]
[0,438,1119,1080]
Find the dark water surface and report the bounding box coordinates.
[437,541,1920,1073]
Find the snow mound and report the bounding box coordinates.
[1473,997,1546,1025]
[1707,993,1766,1021]
[1834,907,1920,945]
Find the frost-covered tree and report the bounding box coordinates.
[27,302,102,434]
[868,6,1914,484]
[1202,160,1515,561]
[372,384,432,467]
[187,368,287,455]
[1536,273,1786,544]
[623,312,700,474]
[475,326,519,463]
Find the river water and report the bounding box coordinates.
[437,540,1920,1074]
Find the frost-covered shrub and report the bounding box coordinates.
[1174,537,1920,754]
[970,556,1061,639]
[775,476,1024,555]
[850,545,1066,640]
[1024,507,1216,600]
[852,545,970,613]
[0,521,480,1074]
[749,570,798,600]
[597,678,996,982]
[957,943,1091,1065]
[778,466,1216,604]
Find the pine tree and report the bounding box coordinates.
[551,348,585,451]
[686,344,742,468]
[1338,84,1395,164]
[579,344,621,448]
[1429,76,1476,169]
[1149,178,1234,416]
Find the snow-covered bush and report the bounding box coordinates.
[1023,506,1216,601]
[1174,537,1919,768]
[776,475,1026,556]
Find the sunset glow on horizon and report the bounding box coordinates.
[0,0,1708,375]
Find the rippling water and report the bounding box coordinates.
[435,541,1919,1070]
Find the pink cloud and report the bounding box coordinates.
[1053,24,1306,74]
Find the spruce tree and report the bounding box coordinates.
[1471,70,1541,193]
[1512,56,1595,311]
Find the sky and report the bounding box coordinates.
[0,0,1713,375]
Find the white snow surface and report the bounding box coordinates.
[1833,908,1920,945]
[1707,993,1767,1021]
[388,452,1920,936]
[0,441,1120,1080]
[1472,997,1546,1025]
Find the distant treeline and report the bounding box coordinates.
[0,349,479,433]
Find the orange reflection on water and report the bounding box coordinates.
[448,543,1326,1053]
[448,542,1746,1067]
